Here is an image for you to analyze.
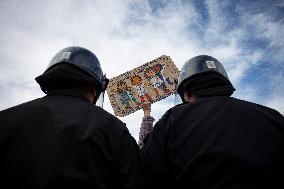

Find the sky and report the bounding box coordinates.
[0,0,283,140]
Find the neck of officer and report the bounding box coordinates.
[184,91,198,103]
[81,86,97,103]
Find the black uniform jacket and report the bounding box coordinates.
[141,96,284,189]
[0,89,143,189]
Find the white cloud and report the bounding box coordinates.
[246,13,283,48]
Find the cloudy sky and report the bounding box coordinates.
[1,0,283,140]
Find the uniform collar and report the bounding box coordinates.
[46,88,90,102]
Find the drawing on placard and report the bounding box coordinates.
[106,55,179,117]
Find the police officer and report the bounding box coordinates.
[0,46,144,189]
[141,55,284,189]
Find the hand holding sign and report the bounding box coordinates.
[142,103,151,117]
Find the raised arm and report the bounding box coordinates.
[138,104,155,148]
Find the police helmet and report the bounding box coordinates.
[46,46,108,92]
[177,55,231,98]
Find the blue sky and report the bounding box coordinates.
[0,0,283,140]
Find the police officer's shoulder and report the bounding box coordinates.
[172,102,190,109]
[0,97,45,114]
[231,97,283,117]
[154,105,182,127]
[89,105,128,130]
[159,108,174,122]
[92,105,124,123]
[166,102,192,115]
[158,102,191,121]
[151,106,184,137]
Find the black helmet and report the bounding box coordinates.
[46,46,108,91]
[177,55,232,99]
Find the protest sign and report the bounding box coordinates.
[106,55,179,117]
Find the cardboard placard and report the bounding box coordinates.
[106,55,179,117]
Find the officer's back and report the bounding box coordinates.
[141,55,284,189]
[165,96,283,188]
[0,47,143,189]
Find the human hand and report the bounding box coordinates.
[142,103,151,117]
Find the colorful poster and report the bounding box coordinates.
[106,55,179,117]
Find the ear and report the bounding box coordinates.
[92,87,97,100]
[92,87,97,96]
[183,90,194,103]
[91,87,99,104]
[183,90,189,102]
